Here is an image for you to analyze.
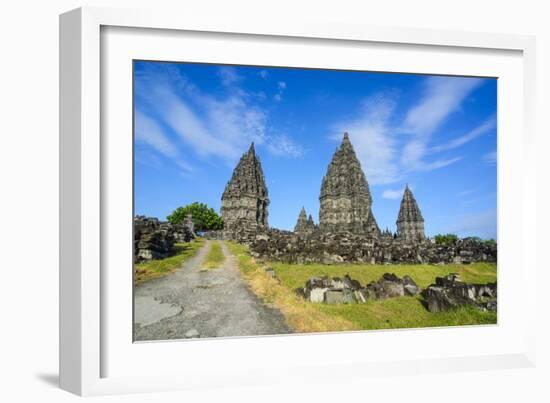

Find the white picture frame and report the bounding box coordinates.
[59,6,537,396]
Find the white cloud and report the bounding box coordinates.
[400,76,482,170]
[329,76,485,184]
[135,64,304,166]
[134,110,193,172]
[265,134,304,158]
[331,93,399,184]
[431,116,496,152]
[382,188,404,200]
[259,70,269,79]
[483,150,497,164]
[134,110,178,158]
[217,67,241,87]
[417,156,463,171]
[274,81,287,102]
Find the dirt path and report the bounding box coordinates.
[134,240,291,341]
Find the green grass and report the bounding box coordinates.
[201,241,225,270]
[228,242,497,332]
[272,261,497,290]
[134,238,205,284]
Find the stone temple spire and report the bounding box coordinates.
[294,207,309,234]
[221,142,269,236]
[319,132,380,236]
[396,185,425,242]
[307,214,315,229]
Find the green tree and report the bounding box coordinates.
[483,239,497,247]
[167,202,223,232]
[434,233,458,245]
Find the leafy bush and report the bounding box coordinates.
[483,239,497,247]
[167,202,223,231]
[434,233,458,245]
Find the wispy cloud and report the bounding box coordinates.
[217,66,241,87]
[331,93,399,184]
[483,150,497,164]
[431,116,496,152]
[134,110,193,173]
[330,76,485,184]
[265,134,304,158]
[274,81,287,102]
[400,76,482,171]
[135,110,178,158]
[458,189,475,197]
[382,188,404,200]
[259,70,269,79]
[135,64,304,166]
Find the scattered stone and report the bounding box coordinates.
[421,274,497,313]
[264,267,277,279]
[324,289,356,304]
[403,275,420,296]
[297,273,418,304]
[363,273,417,300]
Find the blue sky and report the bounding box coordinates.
[134,61,497,239]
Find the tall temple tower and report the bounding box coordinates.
[319,132,380,236]
[221,143,269,236]
[396,185,425,242]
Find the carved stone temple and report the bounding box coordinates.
[319,132,380,236]
[220,143,269,238]
[218,134,497,264]
[294,207,317,236]
[396,184,426,241]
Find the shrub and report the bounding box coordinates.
[434,233,458,245]
[167,202,223,231]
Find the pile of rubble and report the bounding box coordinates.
[134,215,196,262]
[295,273,419,305]
[421,273,497,312]
[294,272,496,312]
[249,230,497,265]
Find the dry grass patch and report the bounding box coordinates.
[226,242,357,333]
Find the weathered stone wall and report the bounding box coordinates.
[249,229,496,265]
[134,216,195,262]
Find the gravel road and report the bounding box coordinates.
[134,240,291,341]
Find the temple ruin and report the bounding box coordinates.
[218,133,496,264]
[319,132,380,236]
[396,185,426,241]
[220,143,269,239]
[294,207,317,236]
